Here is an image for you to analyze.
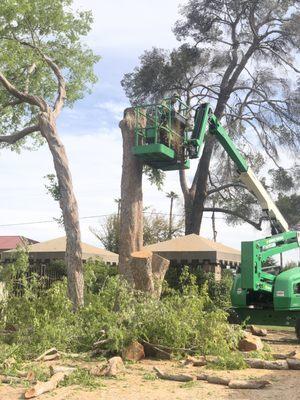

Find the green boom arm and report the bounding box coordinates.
[190,103,289,235]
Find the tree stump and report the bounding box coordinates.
[130,250,170,298]
[119,108,144,283]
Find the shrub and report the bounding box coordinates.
[0,252,242,367]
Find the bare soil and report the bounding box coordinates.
[1,329,299,400]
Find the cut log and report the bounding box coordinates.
[245,358,289,370]
[238,335,263,351]
[24,370,73,399]
[130,251,170,298]
[287,358,300,370]
[207,376,230,385]
[249,325,268,337]
[35,348,59,362]
[228,379,271,389]
[122,341,145,362]
[119,108,144,283]
[154,366,194,382]
[97,356,125,377]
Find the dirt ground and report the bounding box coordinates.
[1,329,299,400]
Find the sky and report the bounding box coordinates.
[0,0,298,264]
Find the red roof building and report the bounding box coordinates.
[0,236,38,252]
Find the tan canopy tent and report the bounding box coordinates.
[2,236,119,265]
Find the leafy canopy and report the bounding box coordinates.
[0,0,99,142]
[122,0,300,229]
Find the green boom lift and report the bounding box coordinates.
[133,99,300,338]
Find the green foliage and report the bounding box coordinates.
[143,165,165,190]
[91,209,184,253]
[165,265,233,308]
[208,352,246,370]
[61,368,105,389]
[0,0,99,144]
[44,174,61,201]
[276,193,300,227]
[91,214,120,254]
[0,254,242,366]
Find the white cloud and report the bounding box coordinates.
[73,0,182,51]
[96,100,128,120]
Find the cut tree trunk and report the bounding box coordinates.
[39,110,84,309]
[130,250,170,298]
[119,108,144,283]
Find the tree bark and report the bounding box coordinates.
[39,110,84,310]
[119,108,144,282]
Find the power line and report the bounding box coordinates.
[0,211,226,228]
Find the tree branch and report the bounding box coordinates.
[179,169,189,197]
[0,71,46,110]
[43,54,66,116]
[207,182,246,196]
[11,38,66,116]
[203,207,263,230]
[0,124,40,145]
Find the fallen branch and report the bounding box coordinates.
[35,348,59,362]
[93,338,111,348]
[24,370,73,399]
[154,366,194,382]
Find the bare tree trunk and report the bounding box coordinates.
[182,101,228,235]
[39,110,84,310]
[119,108,144,283]
[184,138,215,234]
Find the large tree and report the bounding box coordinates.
[0,0,99,309]
[122,0,300,234]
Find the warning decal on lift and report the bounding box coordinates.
[276,291,285,297]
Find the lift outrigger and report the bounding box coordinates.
[133,98,300,338]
